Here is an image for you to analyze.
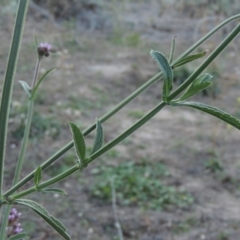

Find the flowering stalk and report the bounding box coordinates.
[31,58,41,89]
[13,42,54,186]
[7,208,23,237]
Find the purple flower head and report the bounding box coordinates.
[37,43,55,57]
[7,208,23,237]
[13,223,23,234]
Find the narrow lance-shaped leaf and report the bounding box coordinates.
[19,80,31,97]
[34,166,42,187]
[42,188,67,195]
[169,35,178,64]
[0,0,30,199]
[31,68,55,100]
[8,233,28,240]
[171,101,240,130]
[15,199,71,240]
[172,50,208,69]
[150,50,173,101]
[90,118,104,154]
[69,122,86,165]
[177,73,213,101]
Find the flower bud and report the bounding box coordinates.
[37,43,55,57]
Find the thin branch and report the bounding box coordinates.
[111,178,124,240]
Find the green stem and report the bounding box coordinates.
[0,0,30,197]
[4,72,162,197]
[173,14,240,65]
[5,14,240,197]
[87,102,166,161]
[13,100,34,185]
[10,102,166,199]
[31,58,41,89]
[11,165,79,199]
[0,205,11,240]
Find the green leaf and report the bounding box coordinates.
[178,73,213,100]
[172,51,208,69]
[169,35,177,64]
[42,188,67,195]
[0,0,30,201]
[150,50,173,101]
[34,166,42,187]
[90,119,104,154]
[171,101,240,130]
[15,199,71,240]
[19,80,31,97]
[8,233,28,240]
[69,122,86,165]
[31,68,55,99]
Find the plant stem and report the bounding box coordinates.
[4,14,240,198]
[173,14,240,65]
[0,205,11,240]
[10,165,79,199]
[13,100,34,185]
[4,72,162,197]
[111,178,124,240]
[10,102,166,199]
[31,58,41,89]
[0,0,30,198]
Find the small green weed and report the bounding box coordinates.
[90,161,193,210]
[205,158,224,173]
[217,231,229,240]
[124,32,141,47]
[106,149,120,158]
[172,217,199,234]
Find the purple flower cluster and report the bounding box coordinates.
[37,43,55,57]
[7,208,23,237]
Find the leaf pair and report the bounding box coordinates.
[150,46,208,102]
[69,119,104,166]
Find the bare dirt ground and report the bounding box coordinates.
[1,1,240,239]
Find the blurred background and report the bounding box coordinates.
[1,0,240,239]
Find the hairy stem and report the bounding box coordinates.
[0,205,11,240]
[0,0,30,198]
[13,100,34,185]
